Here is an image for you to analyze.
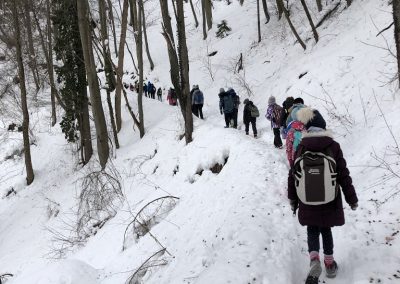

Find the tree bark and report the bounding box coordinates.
[201,0,207,39]
[316,0,322,12]
[393,0,400,86]
[205,0,212,30]
[176,0,193,143]
[136,0,145,138]
[261,0,270,23]
[77,0,109,169]
[107,0,119,57]
[115,0,129,132]
[300,0,318,43]
[141,4,154,70]
[99,0,119,149]
[23,0,40,92]
[276,0,283,20]
[46,0,57,126]
[13,0,34,185]
[189,0,199,28]
[257,0,261,42]
[279,0,306,50]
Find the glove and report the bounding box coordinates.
[290,200,298,214]
[350,203,358,210]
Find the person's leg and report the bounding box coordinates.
[320,227,337,277]
[244,121,250,134]
[307,226,321,258]
[233,109,238,128]
[251,118,257,136]
[273,128,283,147]
[199,104,204,119]
[192,105,198,116]
[224,113,230,127]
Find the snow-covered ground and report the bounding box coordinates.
[1,0,399,283]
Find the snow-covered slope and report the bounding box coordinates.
[1,1,399,283]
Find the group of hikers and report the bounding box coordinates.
[265,95,359,284]
[124,80,163,101]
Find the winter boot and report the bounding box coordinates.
[325,260,338,278]
[254,134,257,138]
[246,132,249,135]
[305,259,322,284]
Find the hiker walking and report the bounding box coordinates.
[225,88,239,128]
[286,97,305,126]
[288,108,358,284]
[219,88,235,128]
[280,96,295,139]
[143,83,148,97]
[167,88,178,106]
[191,85,204,119]
[157,87,163,101]
[243,99,259,137]
[265,96,283,148]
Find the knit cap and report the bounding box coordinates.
[297,107,326,130]
[268,96,276,105]
[219,88,225,93]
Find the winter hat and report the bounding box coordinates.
[268,96,276,105]
[294,97,304,105]
[243,98,249,104]
[219,88,225,93]
[297,108,326,130]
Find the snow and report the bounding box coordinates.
[1,0,400,283]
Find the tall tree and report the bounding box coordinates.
[276,0,283,20]
[141,4,154,70]
[53,0,93,164]
[12,0,34,185]
[99,0,119,149]
[114,0,129,132]
[204,0,212,30]
[202,0,207,39]
[393,0,400,86]
[278,0,306,50]
[300,0,318,43]
[257,0,261,42]
[77,0,110,169]
[189,0,199,28]
[261,0,270,23]
[160,0,193,143]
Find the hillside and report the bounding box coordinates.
[0,1,399,284]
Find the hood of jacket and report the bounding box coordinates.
[300,130,334,151]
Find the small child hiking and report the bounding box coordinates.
[265,96,283,148]
[243,98,259,137]
[287,108,358,284]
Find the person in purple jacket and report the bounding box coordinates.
[287,107,358,284]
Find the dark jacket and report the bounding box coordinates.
[243,101,255,123]
[287,131,358,227]
[219,91,235,113]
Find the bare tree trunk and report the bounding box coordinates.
[141,4,154,70]
[23,0,40,91]
[115,0,129,132]
[393,0,400,86]
[13,0,34,185]
[77,0,109,169]
[136,0,145,137]
[202,0,207,39]
[261,0,270,23]
[257,0,261,42]
[276,0,283,20]
[176,0,193,143]
[279,0,306,50]
[189,0,199,28]
[99,0,119,149]
[316,0,322,12]
[300,0,318,43]
[107,0,119,57]
[205,0,212,30]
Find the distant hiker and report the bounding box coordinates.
[167,88,178,106]
[219,88,235,128]
[288,108,358,284]
[265,96,283,148]
[143,83,148,97]
[191,85,204,119]
[150,82,156,99]
[226,88,240,128]
[243,99,258,137]
[286,97,305,126]
[157,87,163,101]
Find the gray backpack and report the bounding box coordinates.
[293,148,338,205]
